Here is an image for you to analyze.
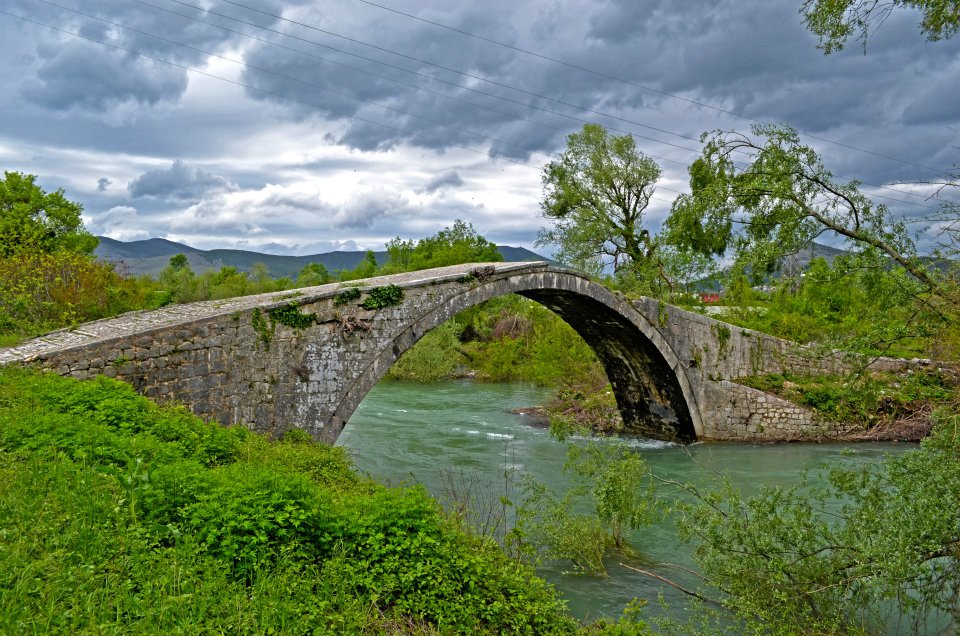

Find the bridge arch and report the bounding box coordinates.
[327,268,703,443]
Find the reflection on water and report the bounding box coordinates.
[338,379,909,622]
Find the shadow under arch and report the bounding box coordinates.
[328,269,702,444]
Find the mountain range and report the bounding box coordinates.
[94,237,553,279]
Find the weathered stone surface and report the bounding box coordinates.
[0,262,920,443]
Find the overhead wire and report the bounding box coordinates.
[138,0,941,209]
[0,6,685,209]
[157,0,708,158]
[341,0,951,177]
[4,3,946,215]
[206,0,944,207]
[129,0,694,167]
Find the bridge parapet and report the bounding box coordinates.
[0,262,923,443]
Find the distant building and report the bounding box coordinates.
[699,292,721,304]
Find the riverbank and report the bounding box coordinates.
[0,367,611,634]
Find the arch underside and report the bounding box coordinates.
[328,271,699,444]
[518,289,697,443]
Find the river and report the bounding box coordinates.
[337,379,909,624]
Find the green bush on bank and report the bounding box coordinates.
[0,367,582,634]
[739,369,957,431]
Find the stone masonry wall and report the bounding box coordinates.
[632,297,924,441]
[0,263,921,444]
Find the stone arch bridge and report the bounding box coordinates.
[0,262,892,443]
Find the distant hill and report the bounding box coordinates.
[94,237,553,278]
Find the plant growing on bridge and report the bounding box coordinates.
[334,286,361,306]
[251,308,273,350]
[267,303,317,330]
[361,284,404,310]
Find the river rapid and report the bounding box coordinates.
[337,379,909,623]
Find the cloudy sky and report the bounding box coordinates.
[0,0,958,255]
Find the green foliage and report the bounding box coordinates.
[338,250,380,281]
[545,385,622,437]
[0,249,150,340]
[0,367,580,634]
[387,321,468,382]
[675,409,960,634]
[801,0,960,53]
[0,171,97,255]
[297,262,331,287]
[268,302,317,330]
[537,124,664,280]
[460,295,606,388]
[251,307,273,349]
[334,286,361,306]
[740,368,956,430]
[515,441,655,575]
[565,442,656,549]
[381,219,502,274]
[517,483,612,576]
[361,284,404,310]
[720,254,942,358]
[667,124,937,293]
[168,253,189,272]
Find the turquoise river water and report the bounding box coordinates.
[337,380,910,624]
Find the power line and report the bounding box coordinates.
[130,0,695,167]
[212,0,715,147]
[157,0,706,158]
[35,0,576,166]
[151,0,940,208]
[0,9,541,172]
[3,5,942,215]
[201,0,942,207]
[343,0,951,177]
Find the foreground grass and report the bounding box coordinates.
[0,367,594,635]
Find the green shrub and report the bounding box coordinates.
[0,367,579,634]
[334,286,361,306]
[361,284,405,309]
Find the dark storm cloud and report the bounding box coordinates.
[420,170,464,194]
[2,0,958,252]
[332,190,414,229]
[24,40,188,111]
[97,177,112,191]
[129,160,238,201]
[13,0,301,115]
[232,0,960,177]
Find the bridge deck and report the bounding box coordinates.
[0,261,550,365]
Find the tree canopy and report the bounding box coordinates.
[0,171,97,256]
[536,124,662,278]
[801,0,960,53]
[666,124,936,291]
[382,220,501,273]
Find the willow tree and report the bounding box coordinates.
[666,124,938,291]
[801,0,960,53]
[536,124,664,283]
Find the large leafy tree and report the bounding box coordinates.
[383,219,501,273]
[0,171,97,256]
[666,124,937,292]
[801,0,960,53]
[536,124,663,278]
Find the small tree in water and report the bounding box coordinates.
[513,440,655,575]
